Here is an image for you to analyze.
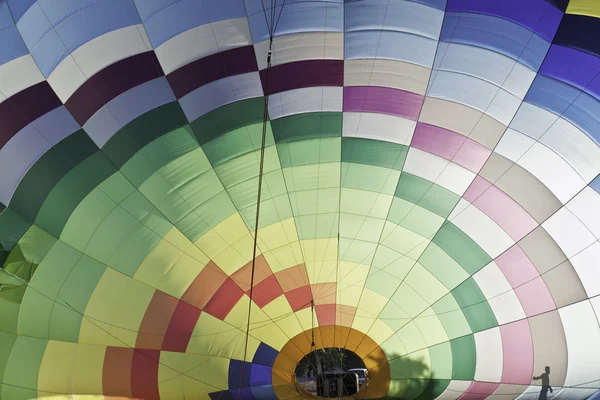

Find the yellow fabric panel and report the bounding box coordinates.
[158,252,207,298]
[163,226,197,252]
[158,352,186,400]
[306,259,337,284]
[262,241,304,273]
[204,357,230,391]
[380,333,408,358]
[295,307,316,333]
[72,343,106,395]
[567,0,600,17]
[134,239,181,288]
[194,229,229,260]
[258,218,299,251]
[404,263,448,305]
[301,238,338,264]
[352,289,390,334]
[381,222,428,256]
[397,321,428,354]
[38,341,77,396]
[186,312,225,356]
[80,268,131,346]
[213,241,252,276]
[367,319,396,346]
[109,279,155,347]
[213,213,250,245]
[392,282,430,318]
[224,295,252,328]
[414,309,449,347]
[261,297,304,339]
[337,261,369,307]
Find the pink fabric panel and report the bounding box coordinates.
[501,320,534,385]
[463,176,493,203]
[411,123,465,160]
[472,184,538,241]
[452,138,492,172]
[458,381,500,400]
[514,276,556,317]
[496,245,539,287]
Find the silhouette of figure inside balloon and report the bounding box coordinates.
[533,366,553,400]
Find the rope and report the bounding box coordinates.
[237,35,274,399]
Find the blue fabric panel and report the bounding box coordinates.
[540,45,600,100]
[247,0,343,43]
[251,386,278,400]
[29,29,69,77]
[345,0,443,40]
[525,74,580,116]
[440,12,550,71]
[345,30,438,67]
[209,391,236,400]
[563,92,600,145]
[0,26,29,66]
[6,0,36,22]
[0,2,14,28]
[252,343,278,367]
[135,0,247,48]
[554,14,600,58]
[411,0,447,11]
[16,3,53,50]
[250,364,272,386]
[229,360,253,389]
[591,176,600,194]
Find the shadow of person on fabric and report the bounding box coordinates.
[533,366,553,400]
[382,354,445,400]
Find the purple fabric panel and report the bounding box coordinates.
[260,59,344,94]
[343,86,423,120]
[167,46,258,99]
[411,122,465,159]
[540,45,600,99]
[446,0,562,41]
[65,51,164,126]
[0,81,62,148]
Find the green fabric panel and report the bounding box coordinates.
[0,252,6,268]
[419,243,470,291]
[120,125,200,188]
[341,138,408,170]
[394,173,459,218]
[412,379,450,400]
[433,222,492,275]
[341,163,401,195]
[0,203,5,214]
[0,209,33,252]
[452,278,487,308]
[277,137,341,168]
[271,112,342,143]
[428,342,453,380]
[8,130,97,222]
[0,285,25,334]
[109,224,162,277]
[18,286,55,340]
[452,279,498,332]
[0,331,17,397]
[191,97,265,145]
[193,190,237,231]
[0,270,23,285]
[432,294,473,340]
[295,213,338,240]
[34,152,117,238]
[48,302,83,343]
[97,173,136,204]
[103,102,188,169]
[3,226,56,282]
[203,123,275,167]
[1,335,47,400]
[56,255,106,316]
[239,194,292,231]
[120,191,173,238]
[450,335,476,380]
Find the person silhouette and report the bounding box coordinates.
[533,366,553,400]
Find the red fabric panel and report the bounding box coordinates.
[136,290,179,349]
[285,285,313,312]
[252,274,284,308]
[162,301,202,352]
[103,347,134,397]
[182,261,228,309]
[204,278,245,320]
[131,349,161,400]
[231,255,273,292]
[316,304,336,326]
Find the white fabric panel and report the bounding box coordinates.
[510,102,558,140]
[427,70,498,115]
[255,32,343,70]
[495,128,537,162]
[268,87,343,120]
[48,24,152,103]
[418,97,483,137]
[435,162,475,196]
[558,301,600,388]
[518,142,587,204]
[450,199,514,258]
[540,118,600,183]
[178,72,263,122]
[504,62,537,100]
[0,55,44,101]
[474,327,504,382]
[543,208,597,259]
[473,261,512,299]
[342,112,416,145]
[436,380,472,400]
[486,89,521,126]
[344,59,431,95]
[567,188,600,239]
[0,126,51,204]
[155,18,253,75]
[488,290,527,325]
[85,77,176,148]
[31,106,80,145]
[570,241,600,298]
